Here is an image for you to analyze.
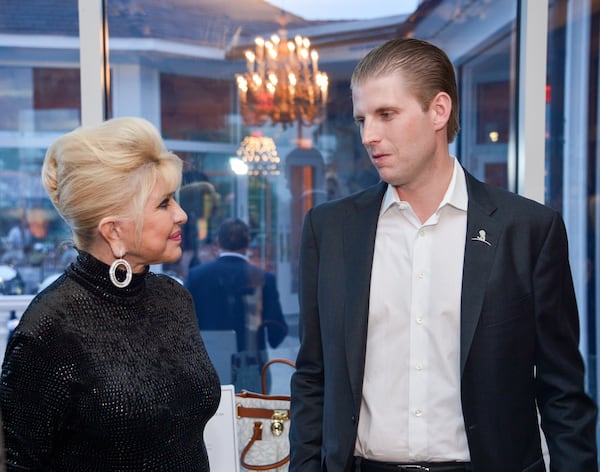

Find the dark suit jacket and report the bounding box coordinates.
[289,171,598,472]
[185,255,288,352]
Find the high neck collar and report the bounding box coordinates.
[66,249,149,305]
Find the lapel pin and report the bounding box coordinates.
[472,229,491,246]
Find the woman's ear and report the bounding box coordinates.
[98,217,121,245]
[430,91,452,133]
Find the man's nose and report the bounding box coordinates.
[361,120,380,145]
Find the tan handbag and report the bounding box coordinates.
[236,358,296,471]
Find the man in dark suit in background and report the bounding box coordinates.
[186,218,288,391]
[289,38,597,471]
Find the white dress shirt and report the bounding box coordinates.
[355,158,470,462]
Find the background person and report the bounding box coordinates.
[1,215,32,265]
[289,38,597,472]
[0,117,221,471]
[186,217,288,392]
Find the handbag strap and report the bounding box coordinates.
[260,358,296,395]
[237,405,290,419]
[240,421,290,471]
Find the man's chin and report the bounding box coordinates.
[377,170,395,185]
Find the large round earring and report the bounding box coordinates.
[109,256,132,288]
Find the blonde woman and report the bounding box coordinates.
[0,117,220,471]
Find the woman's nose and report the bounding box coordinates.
[174,200,188,224]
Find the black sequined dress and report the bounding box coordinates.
[0,250,221,471]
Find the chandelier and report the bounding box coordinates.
[235,32,328,129]
[236,133,281,176]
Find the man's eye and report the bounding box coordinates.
[381,111,394,119]
[354,118,364,127]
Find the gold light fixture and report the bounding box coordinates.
[236,32,328,129]
[236,133,281,176]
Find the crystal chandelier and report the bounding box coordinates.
[236,133,281,176]
[235,32,329,129]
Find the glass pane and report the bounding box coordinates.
[545,0,599,400]
[101,0,523,394]
[457,17,517,190]
[0,0,531,392]
[0,1,80,298]
[160,74,233,142]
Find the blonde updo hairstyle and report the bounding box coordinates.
[42,117,183,251]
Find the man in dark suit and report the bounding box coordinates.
[185,218,288,391]
[289,38,597,472]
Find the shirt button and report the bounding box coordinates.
[418,272,425,279]
[415,409,423,417]
[416,317,423,324]
[419,230,426,237]
[416,363,423,371]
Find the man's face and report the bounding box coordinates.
[352,72,440,190]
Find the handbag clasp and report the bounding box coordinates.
[271,409,288,436]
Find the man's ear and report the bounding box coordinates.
[430,91,452,132]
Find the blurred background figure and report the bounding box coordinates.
[186,217,288,392]
[176,178,221,278]
[1,214,32,265]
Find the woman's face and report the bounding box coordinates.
[122,174,188,272]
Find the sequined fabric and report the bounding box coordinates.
[0,250,221,471]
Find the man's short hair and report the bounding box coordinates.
[217,218,250,251]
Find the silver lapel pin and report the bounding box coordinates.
[472,229,491,246]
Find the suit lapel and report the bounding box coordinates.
[460,172,502,374]
[343,182,386,407]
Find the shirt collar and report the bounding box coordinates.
[441,157,468,212]
[380,156,468,215]
[219,251,248,261]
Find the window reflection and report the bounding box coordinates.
[161,74,232,142]
[0,2,520,303]
[458,33,515,191]
[0,67,81,132]
[2,0,598,407]
[0,4,521,393]
[476,81,510,145]
[545,0,600,398]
